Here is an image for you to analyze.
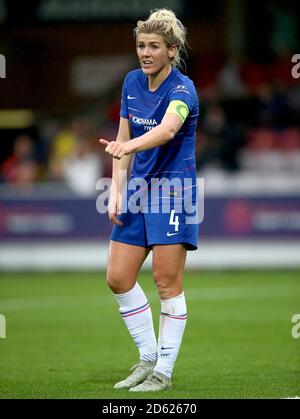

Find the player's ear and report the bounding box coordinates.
[168,46,176,59]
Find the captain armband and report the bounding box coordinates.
[165,100,189,124]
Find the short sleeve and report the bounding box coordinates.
[169,83,195,112]
[120,75,129,119]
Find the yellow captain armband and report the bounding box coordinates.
[166,100,189,124]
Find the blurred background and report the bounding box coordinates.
[0,0,300,270]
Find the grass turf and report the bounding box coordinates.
[0,270,299,399]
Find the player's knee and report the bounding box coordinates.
[106,269,119,291]
[106,269,132,294]
[156,283,168,299]
[154,272,182,299]
[154,279,174,299]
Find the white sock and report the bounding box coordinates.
[154,292,187,379]
[114,282,157,363]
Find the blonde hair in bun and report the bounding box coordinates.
[135,8,188,70]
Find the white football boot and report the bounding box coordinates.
[129,371,172,392]
[114,361,156,389]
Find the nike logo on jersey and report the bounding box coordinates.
[161,347,174,350]
[167,232,180,237]
[127,95,136,100]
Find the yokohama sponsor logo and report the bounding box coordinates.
[132,116,158,126]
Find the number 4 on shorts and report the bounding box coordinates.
[169,209,179,232]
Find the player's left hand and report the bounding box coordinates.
[99,139,132,160]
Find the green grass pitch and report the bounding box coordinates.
[0,270,299,399]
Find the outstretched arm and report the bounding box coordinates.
[99,106,186,160]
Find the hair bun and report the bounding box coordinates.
[148,9,177,23]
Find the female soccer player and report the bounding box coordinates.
[99,8,199,392]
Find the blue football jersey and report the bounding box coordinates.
[120,67,199,206]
